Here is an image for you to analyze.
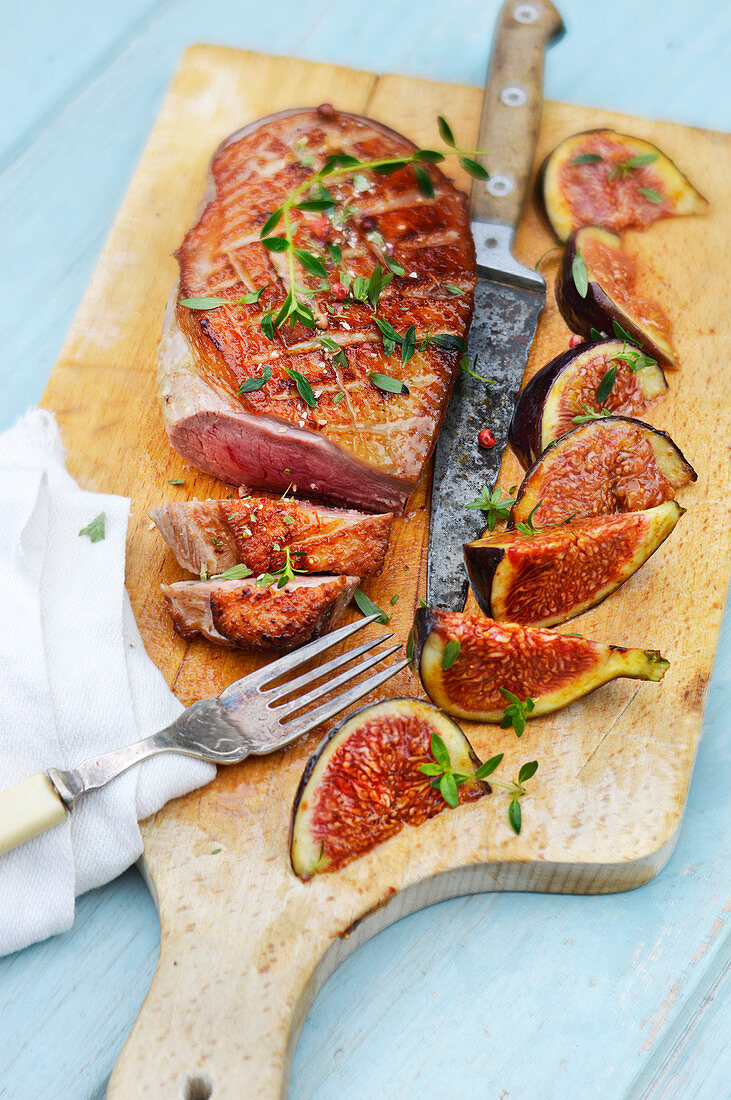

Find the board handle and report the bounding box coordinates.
[470,0,564,228]
[0,773,67,856]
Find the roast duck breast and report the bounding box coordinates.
[159,105,476,513]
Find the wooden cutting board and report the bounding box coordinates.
[40,46,730,1099]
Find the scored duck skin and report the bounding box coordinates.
[162,575,359,653]
[159,106,476,513]
[150,496,393,577]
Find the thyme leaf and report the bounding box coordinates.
[238,364,272,393]
[79,512,106,543]
[442,639,461,670]
[572,251,589,298]
[284,367,317,408]
[465,487,517,531]
[353,588,390,624]
[369,371,409,395]
[499,688,536,738]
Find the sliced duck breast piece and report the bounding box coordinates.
[150,496,392,577]
[160,105,476,512]
[161,574,359,653]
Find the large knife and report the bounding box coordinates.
[427,0,564,610]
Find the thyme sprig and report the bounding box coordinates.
[419,732,538,834]
[255,546,306,589]
[499,689,535,737]
[460,353,496,384]
[571,402,612,424]
[515,500,576,536]
[180,117,487,407]
[570,151,659,182]
[608,341,657,373]
[466,486,517,530]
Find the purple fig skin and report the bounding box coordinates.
[412,607,439,666]
[556,229,677,367]
[508,339,668,468]
[462,544,504,616]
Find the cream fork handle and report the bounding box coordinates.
[0,773,67,856]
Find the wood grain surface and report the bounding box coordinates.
[38,46,730,1099]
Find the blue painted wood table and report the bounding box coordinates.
[0,1,728,1097]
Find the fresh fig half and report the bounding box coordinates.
[413,609,669,723]
[290,698,488,878]
[556,226,677,367]
[541,129,708,241]
[510,416,696,529]
[464,501,684,628]
[508,339,667,468]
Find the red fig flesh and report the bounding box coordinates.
[556,227,677,367]
[542,129,707,241]
[413,609,669,723]
[290,698,487,878]
[510,416,696,529]
[509,339,667,467]
[464,501,684,628]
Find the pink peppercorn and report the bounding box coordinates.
[331,283,347,301]
[312,214,331,240]
[478,428,495,449]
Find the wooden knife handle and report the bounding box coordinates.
[470,0,564,228]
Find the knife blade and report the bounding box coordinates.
[427,0,564,610]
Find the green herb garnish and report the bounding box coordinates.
[571,402,612,424]
[442,639,460,670]
[419,732,538,831]
[369,371,409,395]
[167,478,185,485]
[238,364,272,394]
[637,186,663,204]
[460,353,496,384]
[211,564,254,580]
[284,367,317,408]
[608,342,657,373]
[466,487,517,531]
[571,152,603,165]
[255,546,305,589]
[353,588,391,624]
[79,512,106,543]
[572,251,588,298]
[499,689,536,737]
[595,364,617,404]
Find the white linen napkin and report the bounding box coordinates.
[0,409,215,957]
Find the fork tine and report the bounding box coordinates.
[273,643,402,718]
[262,632,393,701]
[268,657,409,750]
[217,614,380,700]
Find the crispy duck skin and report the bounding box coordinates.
[161,575,359,653]
[150,496,393,577]
[159,105,476,513]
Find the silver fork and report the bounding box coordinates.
[0,615,407,857]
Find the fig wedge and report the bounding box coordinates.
[509,339,667,468]
[464,501,684,628]
[413,609,669,723]
[290,698,488,878]
[541,129,708,240]
[161,574,358,653]
[556,226,677,367]
[150,496,393,577]
[510,416,695,529]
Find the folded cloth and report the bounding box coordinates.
[0,410,215,957]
